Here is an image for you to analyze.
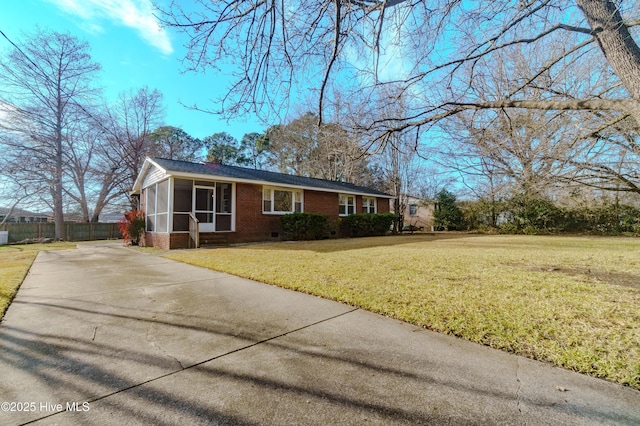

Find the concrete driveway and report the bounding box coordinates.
[1,242,638,425]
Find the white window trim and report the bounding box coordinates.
[339,194,356,217]
[262,186,303,215]
[362,196,377,214]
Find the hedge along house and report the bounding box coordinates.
[132,157,393,249]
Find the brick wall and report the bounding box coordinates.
[304,190,339,216]
[233,185,391,242]
[232,185,392,243]
[235,183,281,242]
[377,197,390,213]
[143,232,170,250]
[144,232,192,249]
[170,233,190,249]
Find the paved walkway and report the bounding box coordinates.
[1,242,638,425]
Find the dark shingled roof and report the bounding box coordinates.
[151,157,392,197]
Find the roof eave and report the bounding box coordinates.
[147,168,393,198]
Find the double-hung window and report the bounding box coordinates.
[263,187,303,214]
[339,194,356,216]
[362,197,376,213]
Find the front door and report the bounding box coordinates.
[194,186,214,232]
[194,183,233,232]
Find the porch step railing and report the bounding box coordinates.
[188,213,199,249]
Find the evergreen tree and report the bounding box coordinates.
[433,189,464,231]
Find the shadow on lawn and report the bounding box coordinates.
[511,264,640,290]
[239,232,480,253]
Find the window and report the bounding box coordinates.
[362,197,377,214]
[215,182,233,231]
[339,194,356,216]
[145,179,170,232]
[172,179,193,232]
[409,204,418,216]
[263,187,303,214]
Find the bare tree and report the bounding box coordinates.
[433,30,640,196]
[266,112,374,185]
[62,117,129,222]
[0,173,47,226]
[0,29,100,239]
[441,109,597,195]
[361,84,428,231]
[563,118,640,193]
[101,87,165,209]
[159,1,640,148]
[64,120,101,222]
[382,131,415,232]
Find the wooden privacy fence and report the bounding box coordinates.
[0,222,121,243]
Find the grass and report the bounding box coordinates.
[0,242,77,320]
[164,234,640,390]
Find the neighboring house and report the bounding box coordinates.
[98,213,126,223]
[0,207,50,223]
[132,157,393,249]
[393,196,433,231]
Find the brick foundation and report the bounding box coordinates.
[143,232,170,250]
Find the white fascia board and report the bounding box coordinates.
[132,158,169,193]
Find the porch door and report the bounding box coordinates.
[194,186,215,232]
[194,183,233,232]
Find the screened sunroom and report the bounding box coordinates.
[145,178,234,233]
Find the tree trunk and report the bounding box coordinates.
[54,88,65,240]
[576,0,640,123]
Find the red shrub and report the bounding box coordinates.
[118,210,146,245]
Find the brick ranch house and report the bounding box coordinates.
[132,157,393,249]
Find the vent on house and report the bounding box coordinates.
[271,232,279,238]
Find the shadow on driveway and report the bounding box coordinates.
[0,244,638,425]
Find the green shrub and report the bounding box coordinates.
[498,222,519,235]
[281,213,329,240]
[464,194,640,236]
[507,194,563,232]
[342,213,396,237]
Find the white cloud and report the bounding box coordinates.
[0,101,30,136]
[0,101,18,124]
[46,0,173,55]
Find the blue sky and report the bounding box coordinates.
[0,0,265,141]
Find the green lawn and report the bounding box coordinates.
[164,234,640,390]
[0,242,77,320]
